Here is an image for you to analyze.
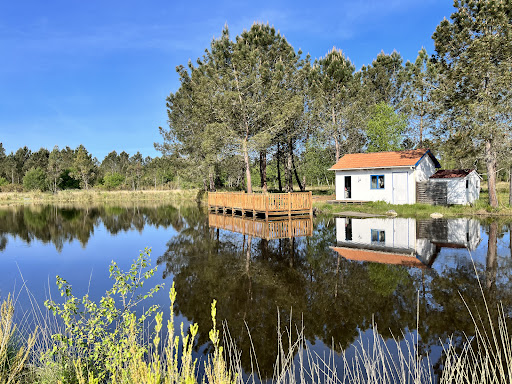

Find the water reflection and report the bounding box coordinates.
[1,205,512,380]
[0,204,187,252]
[333,217,482,267]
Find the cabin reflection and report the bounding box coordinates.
[332,217,481,268]
[208,213,313,239]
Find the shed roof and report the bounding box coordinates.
[430,169,477,179]
[329,149,441,171]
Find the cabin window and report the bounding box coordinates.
[371,175,385,189]
[466,179,469,189]
[371,229,385,243]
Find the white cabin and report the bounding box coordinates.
[329,149,441,205]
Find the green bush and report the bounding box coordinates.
[23,167,48,191]
[43,249,235,384]
[103,172,125,190]
[0,177,8,187]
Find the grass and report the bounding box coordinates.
[315,181,512,218]
[0,189,201,206]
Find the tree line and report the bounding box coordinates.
[0,143,177,192]
[157,0,512,207]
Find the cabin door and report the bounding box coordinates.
[392,172,408,204]
[344,176,351,199]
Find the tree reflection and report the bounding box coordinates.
[0,203,188,252]
[157,213,421,378]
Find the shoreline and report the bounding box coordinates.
[2,188,512,219]
[0,189,201,206]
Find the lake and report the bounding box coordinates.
[1,203,511,381]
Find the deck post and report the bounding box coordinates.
[265,193,269,219]
[309,191,313,218]
[288,192,291,218]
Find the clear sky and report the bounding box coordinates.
[0,0,455,161]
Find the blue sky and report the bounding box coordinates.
[0,0,455,160]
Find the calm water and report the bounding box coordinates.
[1,203,512,380]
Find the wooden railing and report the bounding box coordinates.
[207,191,312,217]
[208,213,313,239]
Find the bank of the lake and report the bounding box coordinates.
[0,189,200,206]
[313,182,512,218]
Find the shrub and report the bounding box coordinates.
[23,168,48,191]
[103,172,125,190]
[0,177,8,187]
[43,248,236,384]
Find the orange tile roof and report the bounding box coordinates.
[329,149,440,170]
[331,246,426,268]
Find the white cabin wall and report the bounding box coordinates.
[335,169,414,204]
[415,156,437,181]
[446,179,467,204]
[467,173,480,203]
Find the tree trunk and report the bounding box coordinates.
[243,137,252,193]
[259,150,267,193]
[277,143,283,192]
[486,221,498,291]
[286,144,293,192]
[209,167,215,192]
[485,140,498,208]
[290,140,304,191]
[509,166,512,207]
[332,107,339,162]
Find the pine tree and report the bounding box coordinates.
[432,0,512,207]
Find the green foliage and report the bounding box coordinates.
[59,169,81,190]
[300,139,335,186]
[23,167,48,191]
[366,102,407,152]
[432,0,512,207]
[44,248,163,381]
[71,145,96,190]
[103,172,125,190]
[0,177,7,187]
[42,249,236,384]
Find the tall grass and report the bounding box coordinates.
[0,294,37,384]
[440,264,512,384]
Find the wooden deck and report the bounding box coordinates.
[209,213,313,239]
[208,191,313,218]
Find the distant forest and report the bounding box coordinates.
[0,143,179,192]
[1,1,512,207]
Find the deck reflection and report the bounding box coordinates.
[208,213,313,239]
[332,217,481,268]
